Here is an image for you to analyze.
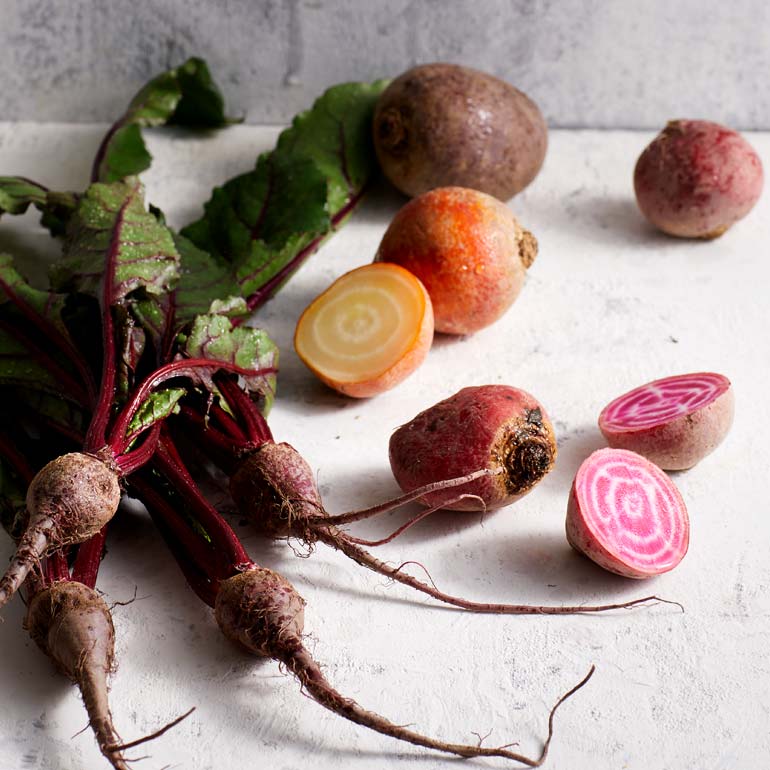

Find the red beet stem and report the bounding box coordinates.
[130,475,220,606]
[154,433,254,570]
[71,527,107,588]
[108,359,277,454]
[85,192,131,452]
[215,374,273,444]
[114,423,162,475]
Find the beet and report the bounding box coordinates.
[215,568,594,763]
[566,448,690,578]
[389,385,557,511]
[0,452,120,610]
[599,372,734,470]
[25,581,128,770]
[634,119,763,238]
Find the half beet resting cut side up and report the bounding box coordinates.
[599,372,734,470]
[566,448,690,579]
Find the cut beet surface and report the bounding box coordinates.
[566,448,689,579]
[598,372,734,470]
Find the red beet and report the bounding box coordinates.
[0,452,121,610]
[214,567,594,764]
[599,372,734,470]
[24,581,129,770]
[389,385,557,511]
[634,120,763,238]
[566,448,690,579]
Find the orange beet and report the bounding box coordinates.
[294,263,433,398]
[375,187,537,335]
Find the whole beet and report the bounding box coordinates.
[373,63,547,200]
[634,119,763,238]
[0,452,121,610]
[376,187,537,335]
[389,385,557,511]
[25,581,129,770]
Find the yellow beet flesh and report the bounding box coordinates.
[294,263,434,398]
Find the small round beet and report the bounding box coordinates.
[566,448,689,579]
[376,187,537,335]
[599,372,734,470]
[389,385,556,511]
[634,119,763,238]
[373,63,547,200]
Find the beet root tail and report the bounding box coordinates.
[321,527,673,615]
[24,581,130,770]
[281,644,593,766]
[0,519,54,610]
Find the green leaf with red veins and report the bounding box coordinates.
[52,179,180,302]
[172,233,247,324]
[180,80,387,312]
[93,57,235,184]
[180,313,278,413]
[127,387,186,437]
[275,79,389,212]
[0,179,77,236]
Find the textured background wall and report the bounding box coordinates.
[0,0,768,128]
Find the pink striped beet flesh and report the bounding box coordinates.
[566,448,689,579]
[599,372,734,470]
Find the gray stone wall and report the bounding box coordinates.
[1,0,767,128]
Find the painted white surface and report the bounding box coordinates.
[0,121,768,769]
[2,0,770,128]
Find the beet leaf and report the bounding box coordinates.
[180,313,278,412]
[92,58,235,184]
[0,178,77,236]
[53,179,180,301]
[181,80,387,312]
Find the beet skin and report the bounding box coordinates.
[389,385,556,511]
